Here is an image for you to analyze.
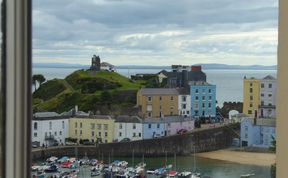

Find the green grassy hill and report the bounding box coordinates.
[33,69,143,114]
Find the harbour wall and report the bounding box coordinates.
[32,124,239,160]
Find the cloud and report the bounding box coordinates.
[33,0,278,65]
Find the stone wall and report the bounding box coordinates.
[32,125,239,160]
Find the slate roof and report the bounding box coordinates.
[139,88,179,95]
[189,81,214,86]
[263,75,276,80]
[115,115,142,123]
[245,118,276,127]
[143,116,193,123]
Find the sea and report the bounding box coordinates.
[33,67,277,106]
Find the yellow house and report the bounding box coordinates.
[137,88,179,118]
[243,77,260,117]
[69,115,115,143]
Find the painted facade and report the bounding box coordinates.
[69,115,115,143]
[142,118,166,139]
[241,117,276,148]
[243,77,260,117]
[259,75,277,118]
[165,116,194,136]
[190,82,216,118]
[114,116,143,142]
[178,94,191,117]
[137,88,179,118]
[32,112,69,147]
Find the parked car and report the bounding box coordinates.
[153,134,162,138]
[83,141,94,145]
[65,142,77,146]
[120,138,131,142]
[32,144,38,148]
[177,129,188,135]
[52,142,59,146]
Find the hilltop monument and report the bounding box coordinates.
[90,54,101,71]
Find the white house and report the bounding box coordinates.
[32,112,69,147]
[241,117,276,148]
[178,88,191,117]
[259,75,277,118]
[114,116,143,142]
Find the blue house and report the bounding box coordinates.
[142,118,166,139]
[241,117,276,148]
[189,81,216,118]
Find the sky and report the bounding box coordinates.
[33,0,278,66]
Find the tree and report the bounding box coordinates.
[32,74,46,91]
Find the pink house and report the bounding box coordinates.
[164,116,195,136]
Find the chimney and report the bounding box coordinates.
[191,65,202,71]
[75,105,79,113]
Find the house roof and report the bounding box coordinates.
[189,81,213,86]
[263,75,276,80]
[72,115,113,120]
[139,88,179,95]
[115,115,142,123]
[34,112,60,118]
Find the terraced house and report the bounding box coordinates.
[137,88,179,118]
[69,115,115,143]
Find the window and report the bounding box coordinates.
[194,102,198,109]
[268,94,272,97]
[62,121,65,129]
[147,96,152,102]
[170,111,173,115]
[105,132,108,137]
[261,83,264,88]
[91,123,95,129]
[80,130,82,135]
[159,105,162,110]
[139,133,141,137]
[80,122,82,128]
[105,140,108,143]
[33,132,37,137]
[187,111,190,114]
[250,103,253,107]
[133,133,136,137]
[195,89,199,93]
[208,103,212,108]
[261,101,264,106]
[269,83,272,88]
[148,124,152,128]
[182,104,186,109]
[248,110,252,114]
[261,93,264,97]
[159,96,162,101]
[75,130,77,135]
[119,123,123,129]
[49,121,52,130]
[171,96,174,100]
[167,123,171,127]
[99,132,102,137]
[119,132,122,137]
[195,96,199,100]
[250,88,253,93]
[59,131,62,136]
[250,83,253,87]
[75,122,77,128]
[182,96,186,102]
[148,112,152,117]
[34,122,38,130]
[202,96,205,100]
[157,124,160,128]
[195,110,199,115]
[92,131,95,136]
[202,89,205,93]
[133,124,136,129]
[54,131,57,136]
[209,96,212,100]
[245,133,248,139]
[208,89,211,93]
[250,96,253,101]
[97,124,102,130]
[202,103,205,108]
[104,124,108,130]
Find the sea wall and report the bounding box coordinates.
[32,125,239,160]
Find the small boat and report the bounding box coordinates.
[91,170,101,177]
[241,173,255,177]
[46,156,58,163]
[146,168,156,174]
[31,165,40,172]
[168,170,177,177]
[61,161,72,168]
[178,171,192,178]
[57,156,69,163]
[44,164,58,173]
